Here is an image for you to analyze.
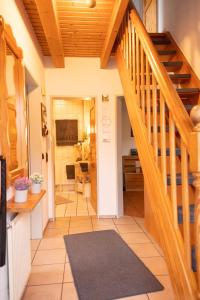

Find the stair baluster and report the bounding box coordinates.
[116,5,199,299]
[190,105,200,297]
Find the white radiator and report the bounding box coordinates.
[7,213,31,300]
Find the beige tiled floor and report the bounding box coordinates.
[55,192,96,218]
[23,216,175,300]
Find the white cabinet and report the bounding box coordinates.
[7,213,31,300]
[31,194,48,239]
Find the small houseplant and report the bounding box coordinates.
[30,173,44,194]
[14,177,31,203]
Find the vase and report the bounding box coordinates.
[15,189,28,203]
[31,183,41,194]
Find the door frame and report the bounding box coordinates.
[49,96,98,219]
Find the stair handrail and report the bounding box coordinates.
[116,4,200,299]
[129,8,194,149]
[129,7,200,294]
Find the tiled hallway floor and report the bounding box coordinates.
[24,216,175,300]
[55,192,96,218]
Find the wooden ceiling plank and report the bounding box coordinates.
[100,0,129,68]
[33,0,65,67]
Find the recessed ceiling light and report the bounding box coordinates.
[86,0,96,8]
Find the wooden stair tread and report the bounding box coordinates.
[178,204,195,224]
[158,50,176,55]
[169,73,191,83]
[177,88,200,94]
[177,88,200,99]
[158,148,181,156]
[151,37,171,45]
[167,173,194,186]
[162,61,183,68]
[149,33,167,37]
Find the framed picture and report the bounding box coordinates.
[41,103,48,136]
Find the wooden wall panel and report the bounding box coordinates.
[23,0,115,57]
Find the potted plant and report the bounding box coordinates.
[14,177,31,203]
[30,173,44,194]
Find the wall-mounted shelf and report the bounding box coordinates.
[7,190,46,213]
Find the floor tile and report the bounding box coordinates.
[116,224,143,234]
[69,226,93,234]
[92,218,114,226]
[120,232,151,244]
[153,242,164,257]
[65,211,77,217]
[134,217,145,226]
[38,238,65,250]
[117,294,149,299]
[148,275,175,300]
[70,219,92,228]
[93,225,118,232]
[141,257,169,276]
[31,240,40,251]
[28,264,64,285]
[62,283,78,300]
[113,216,136,225]
[76,211,89,216]
[71,216,91,221]
[33,249,66,265]
[31,251,36,262]
[23,284,62,300]
[66,253,69,263]
[44,228,68,238]
[47,218,70,229]
[64,263,74,282]
[129,243,160,258]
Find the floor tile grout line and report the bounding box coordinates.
[32,262,67,267]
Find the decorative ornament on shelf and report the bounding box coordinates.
[30,173,44,194]
[14,177,31,203]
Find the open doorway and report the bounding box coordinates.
[117,97,144,218]
[51,97,97,218]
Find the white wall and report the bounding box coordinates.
[121,99,135,155]
[158,0,200,78]
[0,1,45,299]
[0,0,44,83]
[45,57,123,217]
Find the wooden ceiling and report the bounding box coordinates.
[23,0,116,58]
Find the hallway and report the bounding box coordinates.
[55,192,96,218]
[25,215,174,300]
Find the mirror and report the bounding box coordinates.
[0,18,27,184]
[6,45,18,172]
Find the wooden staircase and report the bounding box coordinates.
[116,5,200,300]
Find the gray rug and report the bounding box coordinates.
[64,230,163,300]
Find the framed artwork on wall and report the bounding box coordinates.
[41,103,48,136]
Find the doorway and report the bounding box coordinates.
[117,97,144,218]
[51,97,97,218]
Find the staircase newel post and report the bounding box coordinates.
[190,105,200,298]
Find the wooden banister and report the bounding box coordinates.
[129,8,193,150]
[116,4,200,299]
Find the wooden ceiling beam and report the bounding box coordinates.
[100,0,129,68]
[33,0,65,68]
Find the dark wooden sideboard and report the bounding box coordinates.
[122,156,144,191]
